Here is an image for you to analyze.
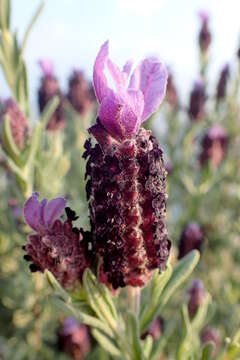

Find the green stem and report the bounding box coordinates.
[127,286,141,317]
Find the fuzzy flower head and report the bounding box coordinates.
[23,193,91,288]
[93,41,168,140]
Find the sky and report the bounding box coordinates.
[1,0,240,109]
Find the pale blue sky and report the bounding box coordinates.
[1,0,240,110]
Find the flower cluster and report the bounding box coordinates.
[0,99,29,150]
[178,222,204,259]
[38,60,65,130]
[200,124,228,168]
[23,193,91,288]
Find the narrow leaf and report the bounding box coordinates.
[158,250,200,309]
[21,2,45,55]
[91,329,121,358]
[201,342,214,360]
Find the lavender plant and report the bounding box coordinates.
[0,1,240,359]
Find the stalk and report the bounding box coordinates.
[127,286,141,317]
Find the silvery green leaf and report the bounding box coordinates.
[91,329,121,358]
[140,265,172,332]
[21,2,45,55]
[0,0,10,30]
[83,269,118,332]
[158,250,200,310]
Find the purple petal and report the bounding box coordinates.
[123,60,133,78]
[99,92,140,138]
[24,193,41,231]
[107,58,126,91]
[39,199,47,227]
[93,41,109,103]
[129,58,168,122]
[38,59,55,77]
[43,197,67,228]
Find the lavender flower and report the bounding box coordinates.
[188,79,206,121]
[38,59,65,130]
[23,193,91,288]
[202,327,220,355]
[141,316,164,340]
[198,11,211,54]
[200,124,228,168]
[84,41,171,289]
[67,70,95,115]
[166,70,178,108]
[0,99,29,150]
[187,279,205,317]
[178,222,204,259]
[216,64,230,101]
[58,317,90,360]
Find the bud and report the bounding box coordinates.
[58,317,91,360]
[67,70,95,115]
[198,11,211,54]
[178,222,204,259]
[0,99,29,150]
[23,193,91,288]
[200,124,228,168]
[38,59,65,130]
[188,79,206,121]
[166,71,178,108]
[202,327,220,355]
[216,64,230,101]
[187,279,205,317]
[141,316,164,340]
[84,42,171,289]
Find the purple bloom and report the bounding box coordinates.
[83,43,170,289]
[187,279,206,317]
[198,10,211,53]
[178,223,204,259]
[188,79,206,121]
[38,59,55,77]
[23,193,91,288]
[0,99,29,150]
[200,124,228,168]
[141,316,164,340]
[58,317,91,359]
[93,41,168,140]
[202,328,220,355]
[216,64,230,101]
[38,60,65,131]
[166,70,178,108]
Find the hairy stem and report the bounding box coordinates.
[127,286,141,317]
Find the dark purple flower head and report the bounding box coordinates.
[67,70,95,115]
[0,99,29,150]
[202,328,220,355]
[141,316,164,340]
[200,124,228,168]
[166,70,178,108]
[38,60,65,131]
[188,79,206,121]
[198,10,211,54]
[83,42,170,289]
[187,279,205,317]
[23,193,91,288]
[216,64,230,101]
[58,317,91,360]
[178,222,204,259]
[93,41,168,141]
